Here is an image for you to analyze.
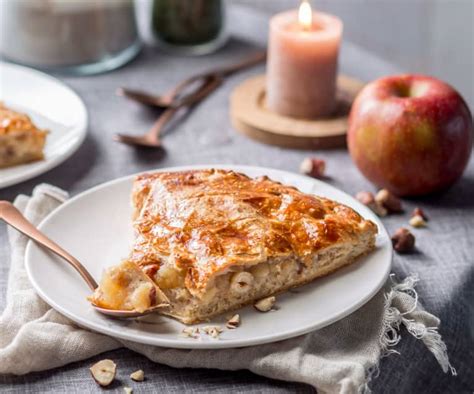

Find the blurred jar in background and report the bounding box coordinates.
[0,0,141,75]
[152,0,227,55]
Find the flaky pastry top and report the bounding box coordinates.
[0,103,47,136]
[130,169,377,295]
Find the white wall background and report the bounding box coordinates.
[233,0,474,109]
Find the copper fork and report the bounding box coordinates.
[0,201,168,318]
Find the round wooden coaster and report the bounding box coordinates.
[230,74,364,149]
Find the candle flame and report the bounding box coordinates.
[298,0,313,30]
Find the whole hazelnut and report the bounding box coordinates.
[356,191,387,217]
[391,228,416,253]
[356,191,375,206]
[375,189,403,213]
[300,158,326,179]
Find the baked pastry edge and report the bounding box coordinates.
[160,230,376,324]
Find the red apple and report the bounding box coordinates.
[347,74,473,196]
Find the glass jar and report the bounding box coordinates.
[0,0,141,75]
[152,0,227,55]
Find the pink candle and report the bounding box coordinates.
[266,1,343,119]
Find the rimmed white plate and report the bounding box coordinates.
[0,62,87,189]
[25,165,391,349]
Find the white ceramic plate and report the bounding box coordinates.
[0,62,87,189]
[25,165,392,349]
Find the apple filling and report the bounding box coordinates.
[88,260,169,313]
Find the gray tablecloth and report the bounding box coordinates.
[1,5,473,394]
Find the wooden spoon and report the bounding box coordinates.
[114,75,223,148]
[118,51,266,109]
[0,200,167,318]
[116,76,211,109]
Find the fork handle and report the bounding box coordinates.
[0,201,98,290]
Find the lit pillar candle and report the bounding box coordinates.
[266,1,343,119]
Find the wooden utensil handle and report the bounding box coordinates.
[120,52,265,109]
[168,51,265,103]
[215,51,266,77]
[153,76,223,140]
[0,201,98,290]
[174,75,223,108]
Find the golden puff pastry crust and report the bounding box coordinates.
[130,169,378,297]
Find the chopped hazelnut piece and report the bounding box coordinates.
[356,191,387,217]
[412,207,428,221]
[300,158,326,179]
[90,359,116,387]
[130,369,145,382]
[124,387,133,394]
[409,215,427,228]
[202,325,224,339]
[181,327,200,339]
[254,296,276,312]
[375,189,403,213]
[226,314,241,329]
[391,228,415,253]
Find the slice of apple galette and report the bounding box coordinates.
[90,169,377,323]
[0,103,47,168]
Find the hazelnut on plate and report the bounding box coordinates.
[226,314,241,329]
[254,296,276,312]
[202,325,223,339]
[181,327,200,339]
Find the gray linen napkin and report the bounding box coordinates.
[0,185,455,393]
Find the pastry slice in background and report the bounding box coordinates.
[0,103,47,168]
